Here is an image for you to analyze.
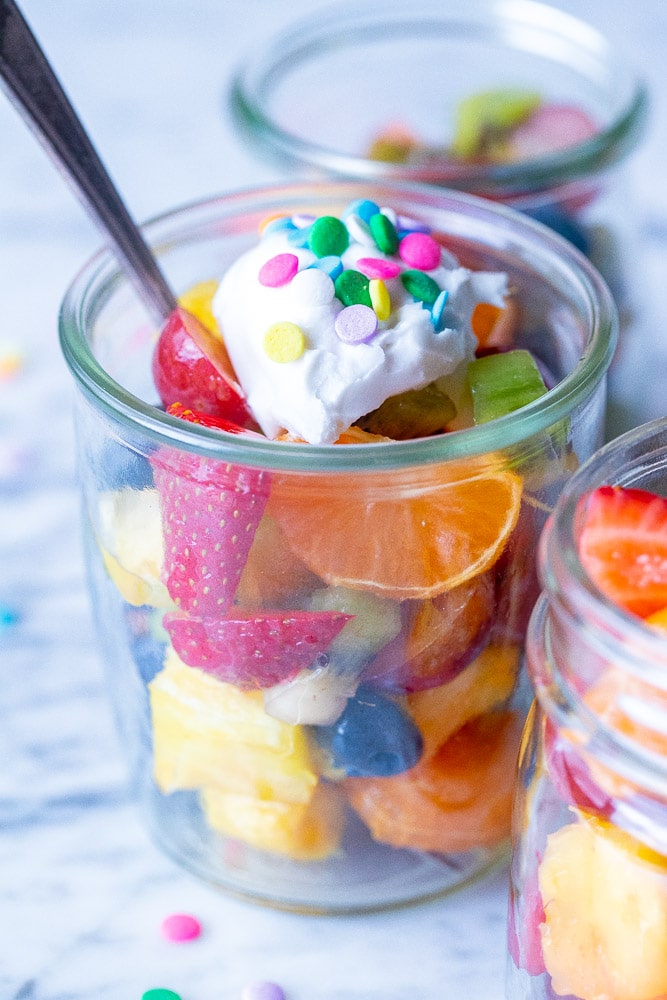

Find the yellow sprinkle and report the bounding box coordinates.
[0,347,23,380]
[369,278,391,321]
[263,321,307,363]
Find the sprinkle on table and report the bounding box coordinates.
[160,912,202,942]
[241,981,286,1000]
[141,990,182,1000]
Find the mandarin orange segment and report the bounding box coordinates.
[268,464,523,600]
[407,643,520,757]
[344,709,523,853]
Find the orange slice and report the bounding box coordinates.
[268,461,523,600]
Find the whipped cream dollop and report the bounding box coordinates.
[213,203,508,444]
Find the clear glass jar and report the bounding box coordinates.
[59,179,616,914]
[507,416,667,999]
[230,0,648,322]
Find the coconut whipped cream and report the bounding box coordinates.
[213,202,508,444]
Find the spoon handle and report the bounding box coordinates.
[0,0,177,322]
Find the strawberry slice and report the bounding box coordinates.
[164,609,353,689]
[166,401,264,437]
[153,306,252,425]
[578,485,667,619]
[508,103,598,161]
[151,404,270,616]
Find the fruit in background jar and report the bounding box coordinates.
[314,683,423,777]
[508,103,598,161]
[96,487,172,608]
[407,643,520,758]
[450,88,542,160]
[344,709,523,853]
[578,486,667,618]
[152,302,251,425]
[268,461,523,601]
[543,717,613,817]
[163,608,352,689]
[538,815,667,1000]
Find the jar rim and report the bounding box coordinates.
[229,0,649,197]
[58,179,617,473]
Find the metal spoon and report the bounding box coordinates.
[0,0,177,323]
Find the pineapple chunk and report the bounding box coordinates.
[149,648,318,804]
[202,783,345,860]
[96,487,171,607]
[407,643,519,758]
[539,815,667,1000]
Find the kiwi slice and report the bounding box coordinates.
[467,350,548,425]
[358,381,456,439]
[451,88,542,159]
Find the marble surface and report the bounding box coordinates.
[1,2,666,998]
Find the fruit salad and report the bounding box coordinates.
[508,485,667,1000]
[87,195,600,908]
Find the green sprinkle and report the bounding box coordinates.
[141,990,182,1000]
[335,269,372,307]
[369,212,399,254]
[309,215,350,258]
[400,269,441,305]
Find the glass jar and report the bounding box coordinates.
[59,179,615,914]
[507,416,667,999]
[229,0,648,326]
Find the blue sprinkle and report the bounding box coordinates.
[343,198,380,224]
[431,289,450,332]
[287,225,312,248]
[308,255,344,281]
[0,605,19,631]
[261,217,297,238]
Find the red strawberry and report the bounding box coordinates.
[166,401,264,438]
[578,485,667,619]
[164,609,352,689]
[151,406,270,616]
[153,306,252,425]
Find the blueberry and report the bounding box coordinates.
[314,683,423,777]
[94,438,154,491]
[525,206,591,256]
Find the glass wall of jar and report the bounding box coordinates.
[59,180,616,914]
[507,416,667,1000]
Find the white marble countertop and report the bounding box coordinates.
[1,2,666,998]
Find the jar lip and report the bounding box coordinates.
[58,179,617,473]
[229,0,649,196]
[541,416,667,680]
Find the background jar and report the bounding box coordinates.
[230,0,647,342]
[507,416,667,1000]
[59,179,615,914]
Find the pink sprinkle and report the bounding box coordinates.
[335,304,378,344]
[356,257,401,280]
[258,253,299,287]
[398,232,441,271]
[241,982,286,1000]
[160,913,202,943]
